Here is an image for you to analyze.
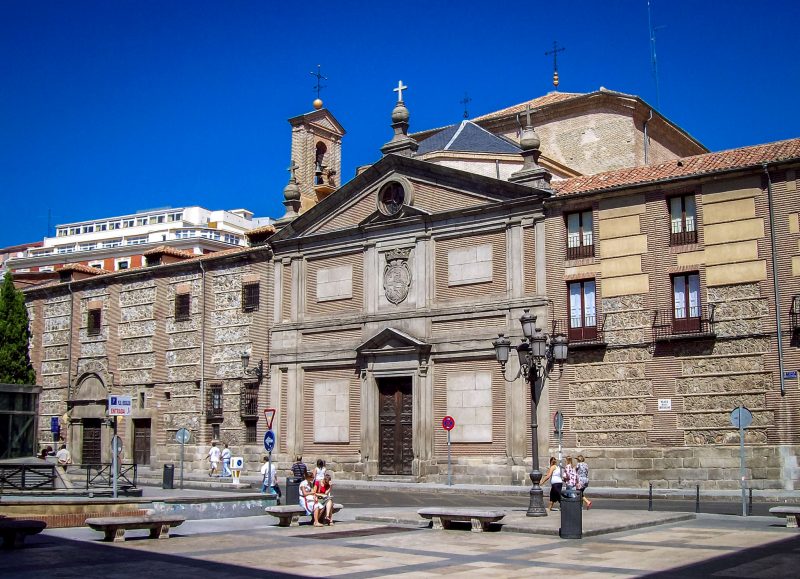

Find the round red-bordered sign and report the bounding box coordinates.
[442,415,455,431]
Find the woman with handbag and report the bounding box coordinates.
[314,472,334,525]
[299,471,324,527]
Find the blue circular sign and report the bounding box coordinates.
[442,416,455,431]
[263,430,276,452]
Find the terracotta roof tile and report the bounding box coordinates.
[553,137,800,197]
[471,92,585,123]
[142,245,196,259]
[60,263,111,275]
[246,224,277,237]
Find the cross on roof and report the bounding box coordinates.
[544,41,566,73]
[287,160,299,181]
[460,92,472,119]
[393,80,408,102]
[524,103,533,127]
[310,65,327,99]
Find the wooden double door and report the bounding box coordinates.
[378,377,413,475]
[82,419,102,465]
[133,419,151,465]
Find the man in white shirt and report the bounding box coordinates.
[221,443,232,477]
[207,442,221,477]
[260,455,282,504]
[56,444,72,471]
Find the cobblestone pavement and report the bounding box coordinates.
[4,509,798,578]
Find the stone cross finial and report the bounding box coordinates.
[393,80,408,102]
[287,160,299,181]
[525,103,533,127]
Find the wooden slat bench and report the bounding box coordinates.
[418,508,506,532]
[264,504,343,527]
[85,515,186,542]
[769,506,800,528]
[0,519,47,549]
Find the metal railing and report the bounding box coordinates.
[670,227,697,246]
[791,295,800,333]
[0,464,57,492]
[652,303,716,342]
[552,314,606,346]
[240,384,259,418]
[566,242,595,260]
[80,463,138,490]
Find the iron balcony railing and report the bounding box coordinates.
[652,303,716,342]
[566,242,595,260]
[791,296,800,333]
[670,227,698,246]
[206,386,224,421]
[552,314,606,346]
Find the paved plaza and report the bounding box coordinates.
[4,507,798,578]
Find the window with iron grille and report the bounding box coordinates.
[175,293,191,321]
[669,194,698,245]
[242,282,260,312]
[87,308,102,336]
[568,279,597,342]
[245,421,258,444]
[241,383,259,417]
[566,210,594,259]
[791,295,800,331]
[207,384,223,420]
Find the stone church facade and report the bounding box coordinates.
[22,89,800,489]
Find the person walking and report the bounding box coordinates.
[541,456,563,511]
[563,455,577,495]
[576,454,592,509]
[260,456,282,503]
[221,443,232,477]
[206,441,221,477]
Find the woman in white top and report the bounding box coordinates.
[299,471,324,527]
[313,458,327,483]
[541,456,563,512]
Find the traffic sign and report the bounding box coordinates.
[785,370,798,379]
[553,411,564,433]
[175,428,191,444]
[50,416,60,433]
[730,406,753,429]
[263,430,276,452]
[111,435,123,454]
[108,395,132,416]
[442,416,455,431]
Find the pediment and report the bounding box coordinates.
[356,327,429,354]
[270,155,546,243]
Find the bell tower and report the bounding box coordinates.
[287,99,346,212]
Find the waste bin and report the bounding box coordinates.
[559,488,582,539]
[162,463,175,490]
[286,477,301,506]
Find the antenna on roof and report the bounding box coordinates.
[648,0,665,109]
[460,92,472,119]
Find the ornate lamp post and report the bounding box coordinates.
[241,353,264,382]
[492,309,568,516]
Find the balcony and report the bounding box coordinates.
[552,315,606,348]
[652,304,716,342]
[206,386,223,422]
[670,228,697,246]
[240,384,259,418]
[566,243,595,260]
[791,296,800,334]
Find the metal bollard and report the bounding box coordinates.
[748,488,753,516]
[696,485,700,514]
[648,483,653,511]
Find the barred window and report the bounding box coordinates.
[87,308,102,336]
[175,293,191,321]
[245,421,258,444]
[242,282,260,312]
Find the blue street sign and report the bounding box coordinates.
[263,430,276,452]
[50,417,60,433]
[785,370,798,379]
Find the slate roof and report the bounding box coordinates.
[553,137,800,197]
[416,121,520,155]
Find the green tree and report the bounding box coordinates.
[0,271,36,384]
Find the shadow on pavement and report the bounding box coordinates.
[1,533,302,579]
[642,533,800,578]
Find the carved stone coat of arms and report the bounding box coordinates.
[383,248,412,305]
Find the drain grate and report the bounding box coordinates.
[301,525,421,540]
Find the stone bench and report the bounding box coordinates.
[769,506,800,528]
[85,515,186,542]
[418,508,506,532]
[264,504,343,527]
[0,519,47,549]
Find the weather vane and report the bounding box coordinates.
[310,64,327,99]
[544,41,566,89]
[460,92,472,119]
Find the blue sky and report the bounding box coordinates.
[1,0,799,248]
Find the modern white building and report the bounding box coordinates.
[8,206,271,273]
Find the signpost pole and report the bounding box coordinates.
[180,438,185,490]
[739,405,746,517]
[112,416,118,499]
[447,429,452,487]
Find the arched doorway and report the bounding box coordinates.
[70,373,109,465]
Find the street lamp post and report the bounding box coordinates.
[492,309,568,517]
[241,353,264,382]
